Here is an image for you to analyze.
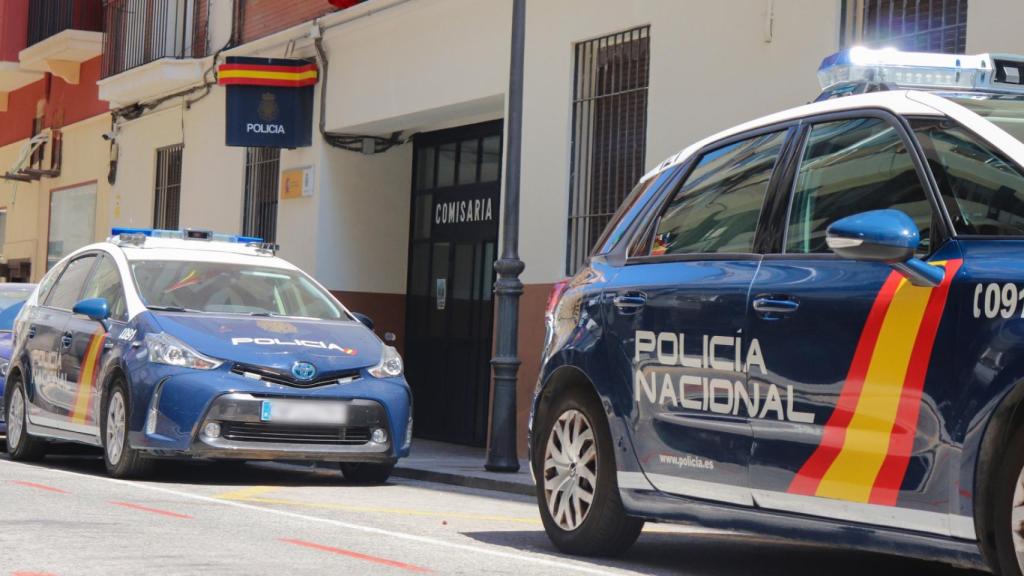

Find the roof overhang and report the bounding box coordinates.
[18,29,103,85]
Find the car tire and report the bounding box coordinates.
[101,378,153,479]
[340,461,394,484]
[533,387,644,557]
[5,376,46,461]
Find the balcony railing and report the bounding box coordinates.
[101,0,207,78]
[28,0,103,46]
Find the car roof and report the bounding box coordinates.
[642,90,945,183]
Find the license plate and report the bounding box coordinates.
[259,400,347,425]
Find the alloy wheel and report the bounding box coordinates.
[106,391,126,466]
[543,408,597,531]
[8,387,24,450]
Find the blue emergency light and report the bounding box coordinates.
[816,46,1024,100]
[110,227,264,245]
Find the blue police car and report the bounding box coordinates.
[3,228,410,483]
[0,283,37,438]
[530,48,1024,574]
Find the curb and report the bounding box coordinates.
[393,466,535,497]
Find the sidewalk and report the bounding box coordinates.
[393,439,534,497]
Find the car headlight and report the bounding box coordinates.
[368,345,403,378]
[145,332,222,370]
[0,361,9,377]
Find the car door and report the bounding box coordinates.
[27,253,98,430]
[605,127,792,506]
[61,253,129,436]
[745,113,962,536]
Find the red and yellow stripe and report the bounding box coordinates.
[71,331,107,425]
[217,63,318,87]
[788,259,962,505]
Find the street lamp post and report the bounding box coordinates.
[485,0,526,473]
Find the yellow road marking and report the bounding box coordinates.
[213,485,279,500]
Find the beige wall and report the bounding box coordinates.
[967,1,1024,54]
[0,112,112,280]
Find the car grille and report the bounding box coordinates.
[220,422,371,445]
[230,363,361,388]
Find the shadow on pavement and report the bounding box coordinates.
[461,529,989,576]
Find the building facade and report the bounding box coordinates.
[3,0,1022,454]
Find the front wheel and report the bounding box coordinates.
[533,388,644,556]
[340,461,394,484]
[5,377,46,461]
[101,379,153,479]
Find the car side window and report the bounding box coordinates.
[35,261,65,304]
[912,118,1024,236]
[649,130,787,256]
[785,117,933,254]
[81,255,128,321]
[45,255,97,310]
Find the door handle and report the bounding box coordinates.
[27,325,36,339]
[613,293,647,310]
[61,331,73,348]
[753,297,800,314]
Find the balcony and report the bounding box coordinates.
[97,0,208,106]
[17,0,103,85]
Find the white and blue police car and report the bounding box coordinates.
[530,48,1024,575]
[4,228,410,483]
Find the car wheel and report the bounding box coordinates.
[340,461,394,484]
[534,388,644,557]
[101,379,153,479]
[5,377,46,461]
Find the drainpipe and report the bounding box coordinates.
[485,0,526,473]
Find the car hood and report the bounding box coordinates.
[149,312,384,374]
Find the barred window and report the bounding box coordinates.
[843,0,968,54]
[566,26,650,275]
[243,147,280,243]
[154,144,183,230]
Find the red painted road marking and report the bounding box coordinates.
[281,538,432,573]
[11,481,67,494]
[12,572,59,576]
[110,501,193,519]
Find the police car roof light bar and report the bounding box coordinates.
[817,46,1024,100]
[109,227,265,247]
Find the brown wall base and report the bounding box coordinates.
[331,290,407,355]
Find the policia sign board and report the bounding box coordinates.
[218,57,317,148]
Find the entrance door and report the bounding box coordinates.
[405,121,502,447]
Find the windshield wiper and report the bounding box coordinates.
[248,311,277,317]
[147,305,203,313]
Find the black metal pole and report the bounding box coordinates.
[485,0,526,472]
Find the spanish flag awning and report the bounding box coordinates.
[218,59,318,88]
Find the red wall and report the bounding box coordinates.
[0,0,29,62]
[240,0,341,43]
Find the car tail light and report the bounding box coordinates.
[546,279,570,318]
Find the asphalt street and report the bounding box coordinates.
[0,448,991,575]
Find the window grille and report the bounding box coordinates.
[243,147,280,243]
[844,0,968,54]
[566,26,650,275]
[154,144,183,230]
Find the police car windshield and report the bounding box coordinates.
[944,93,1024,143]
[131,260,344,320]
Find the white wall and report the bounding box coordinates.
[518,0,842,284]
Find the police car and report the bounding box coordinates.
[530,47,1024,574]
[3,228,411,483]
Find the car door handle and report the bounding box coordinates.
[753,297,800,314]
[613,293,647,310]
[61,331,73,348]
[27,325,36,339]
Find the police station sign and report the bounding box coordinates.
[429,187,499,241]
[218,57,317,148]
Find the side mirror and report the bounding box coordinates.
[73,297,111,331]
[351,312,374,331]
[826,209,944,287]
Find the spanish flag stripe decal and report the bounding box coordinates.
[219,63,318,74]
[869,258,962,505]
[788,271,903,496]
[217,62,318,87]
[70,332,106,425]
[219,70,318,82]
[788,259,960,504]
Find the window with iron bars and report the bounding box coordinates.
[842,0,968,54]
[566,26,650,275]
[154,144,183,230]
[243,148,280,244]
